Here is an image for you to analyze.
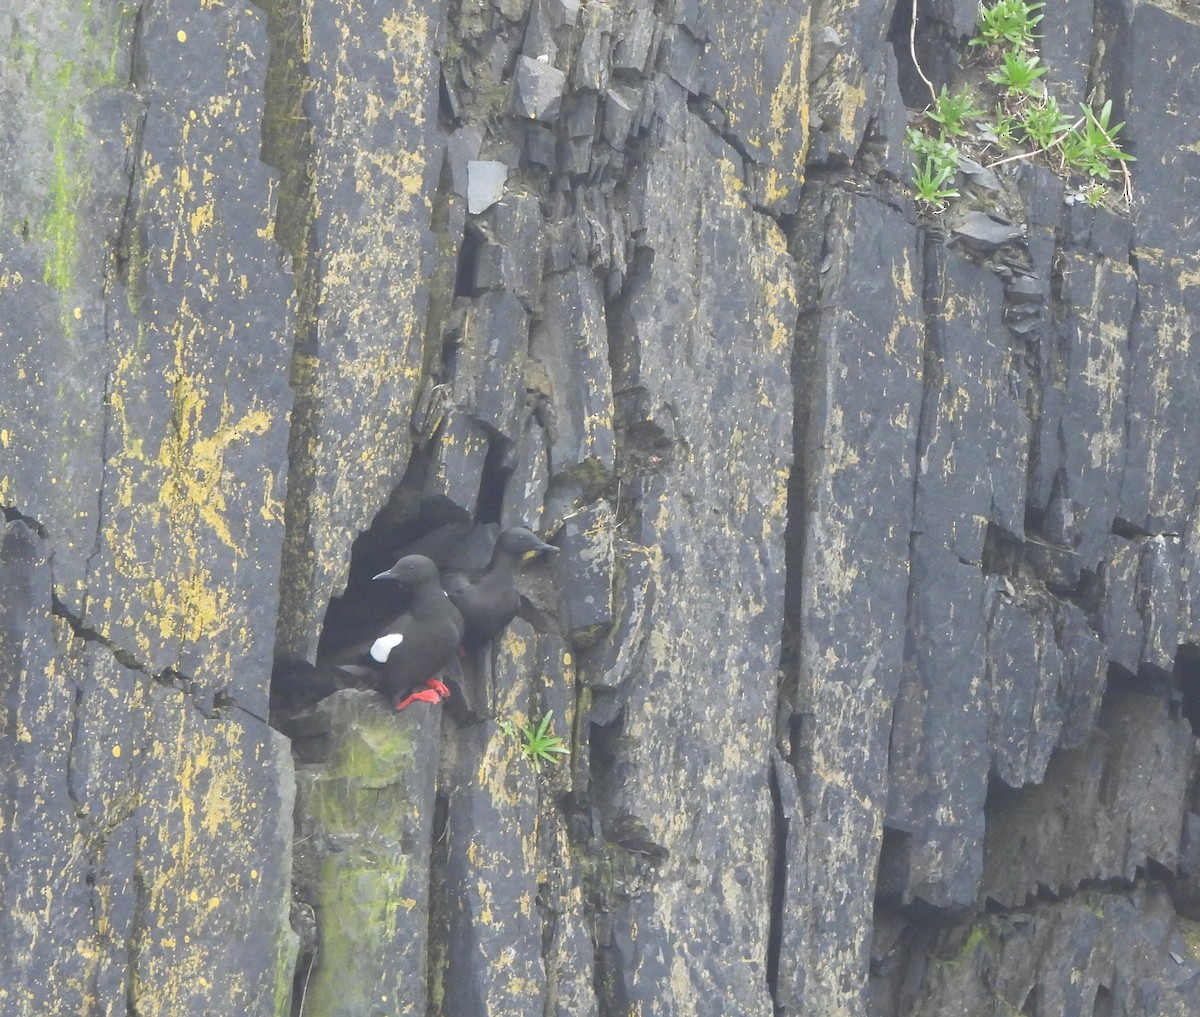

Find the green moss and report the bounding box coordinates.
[271,924,300,1017]
[303,852,413,1016]
[941,922,993,969]
[11,2,133,326]
[327,717,418,783]
[43,105,82,294]
[301,717,420,837]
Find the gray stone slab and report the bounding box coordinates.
[916,244,1028,562]
[532,264,615,484]
[513,55,567,121]
[0,519,296,1017]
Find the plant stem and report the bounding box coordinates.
[910,0,937,105]
[985,114,1085,169]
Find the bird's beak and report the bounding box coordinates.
[372,570,390,581]
[523,542,559,560]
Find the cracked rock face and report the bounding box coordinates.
[5,0,1200,1015]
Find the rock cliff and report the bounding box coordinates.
[3,0,1200,1015]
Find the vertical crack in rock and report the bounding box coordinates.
[256,0,322,664]
[90,2,150,634]
[765,751,789,1011]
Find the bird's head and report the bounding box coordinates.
[497,526,559,561]
[373,554,441,586]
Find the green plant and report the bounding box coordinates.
[971,0,1045,48]
[502,711,571,772]
[927,85,986,137]
[991,104,1019,148]
[1019,95,1071,149]
[1060,100,1134,180]
[912,157,960,209]
[988,49,1047,96]
[906,126,959,167]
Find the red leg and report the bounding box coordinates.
[394,687,444,711]
[425,678,451,699]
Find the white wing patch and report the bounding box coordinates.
[370,632,404,663]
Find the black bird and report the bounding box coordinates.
[443,527,557,652]
[368,554,465,710]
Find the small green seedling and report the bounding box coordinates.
[971,0,1045,48]
[988,49,1047,96]
[912,157,960,209]
[906,126,959,168]
[991,104,1019,148]
[927,85,987,137]
[1060,100,1134,181]
[1019,95,1071,149]
[502,711,570,772]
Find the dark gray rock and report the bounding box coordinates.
[769,750,810,1014]
[1116,4,1200,534]
[434,713,546,1014]
[0,0,294,710]
[574,0,613,89]
[12,0,1200,1015]
[679,1,810,212]
[884,542,989,910]
[981,689,1192,907]
[897,887,1200,1016]
[578,75,794,1016]
[602,86,639,150]
[0,520,295,1016]
[986,585,1065,789]
[272,0,446,661]
[1039,0,1093,107]
[1102,534,1184,681]
[557,502,615,648]
[788,187,923,1010]
[916,244,1027,561]
[473,192,545,307]
[1054,601,1107,750]
[454,289,529,442]
[420,408,492,516]
[1117,254,1200,535]
[0,3,138,612]
[1028,250,1135,573]
[501,411,552,532]
[429,623,580,1015]
[513,55,567,121]
[1062,201,1134,260]
[531,264,615,484]
[808,26,842,83]
[807,0,895,162]
[612,3,657,74]
[579,540,658,721]
[885,558,1113,913]
[950,211,1025,250]
[446,126,485,197]
[1103,535,1148,677]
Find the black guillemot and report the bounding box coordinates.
[442,527,557,652]
[368,554,465,710]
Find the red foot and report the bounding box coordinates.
[395,687,443,711]
[394,679,451,711]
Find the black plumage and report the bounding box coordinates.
[367,554,465,709]
[443,527,557,652]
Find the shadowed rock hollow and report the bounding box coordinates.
[4,0,1200,1015]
